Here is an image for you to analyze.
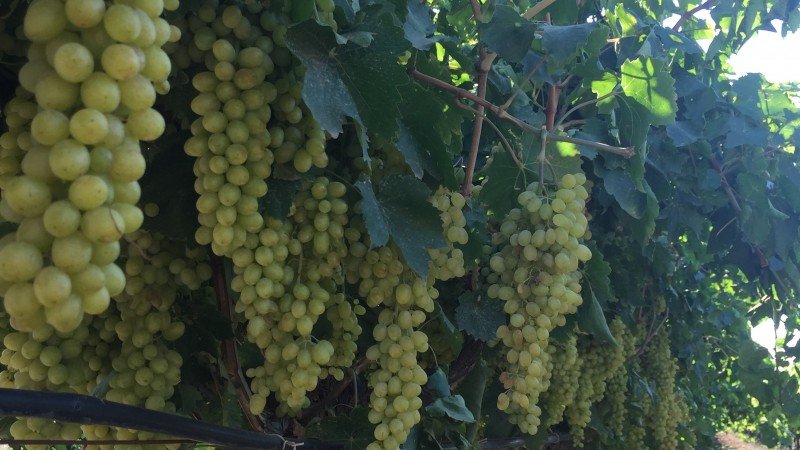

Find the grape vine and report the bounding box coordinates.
[0,0,799,448]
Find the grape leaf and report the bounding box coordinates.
[261,179,302,220]
[666,121,702,147]
[455,291,506,341]
[583,241,615,304]
[598,167,648,218]
[426,395,476,422]
[285,11,407,160]
[426,368,451,398]
[540,23,606,67]
[305,407,374,450]
[620,57,677,126]
[478,5,537,62]
[356,175,447,279]
[404,0,453,50]
[434,302,464,357]
[355,178,390,246]
[577,286,617,345]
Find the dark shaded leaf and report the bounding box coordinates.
[478,5,537,62]
[455,291,506,341]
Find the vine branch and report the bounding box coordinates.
[210,254,264,432]
[300,357,370,421]
[408,67,635,158]
[672,0,717,31]
[709,156,741,213]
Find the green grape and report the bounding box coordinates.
[565,317,628,447]
[481,173,593,436]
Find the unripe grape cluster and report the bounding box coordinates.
[565,317,628,446]
[428,187,469,281]
[539,332,582,428]
[240,177,364,416]
[485,173,592,435]
[641,330,685,450]
[343,206,464,450]
[181,1,329,256]
[0,0,179,334]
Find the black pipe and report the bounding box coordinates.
[0,388,338,450]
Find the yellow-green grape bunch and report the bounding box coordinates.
[342,216,437,450]
[322,291,365,381]
[598,324,637,440]
[0,0,179,333]
[0,313,119,445]
[183,2,330,257]
[95,230,208,449]
[428,187,468,281]
[0,89,34,191]
[642,331,684,450]
[487,172,592,436]
[539,331,582,428]
[239,178,360,417]
[364,288,434,450]
[566,318,628,447]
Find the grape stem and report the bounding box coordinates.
[461,0,489,197]
[461,0,557,196]
[671,0,717,31]
[210,253,264,432]
[299,357,370,422]
[454,98,522,171]
[407,67,635,158]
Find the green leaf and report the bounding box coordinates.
[426,368,451,398]
[426,395,476,422]
[435,301,464,356]
[357,175,447,279]
[478,5,537,62]
[285,13,407,155]
[629,180,660,243]
[599,168,648,218]
[591,73,619,114]
[577,286,617,345]
[404,0,452,50]
[455,291,506,341]
[356,178,390,246]
[455,361,492,442]
[653,26,703,54]
[666,121,702,147]
[305,407,375,450]
[616,96,650,186]
[261,179,302,219]
[140,138,198,241]
[621,57,677,126]
[540,23,607,67]
[221,381,244,429]
[582,241,615,303]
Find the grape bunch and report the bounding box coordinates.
[597,323,637,441]
[428,187,469,281]
[343,228,429,450]
[84,229,211,449]
[565,317,628,446]
[485,172,592,435]
[641,330,685,450]
[181,1,329,257]
[1,315,112,445]
[237,177,363,417]
[0,0,179,334]
[539,331,582,428]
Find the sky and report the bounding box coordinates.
[728,24,800,83]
